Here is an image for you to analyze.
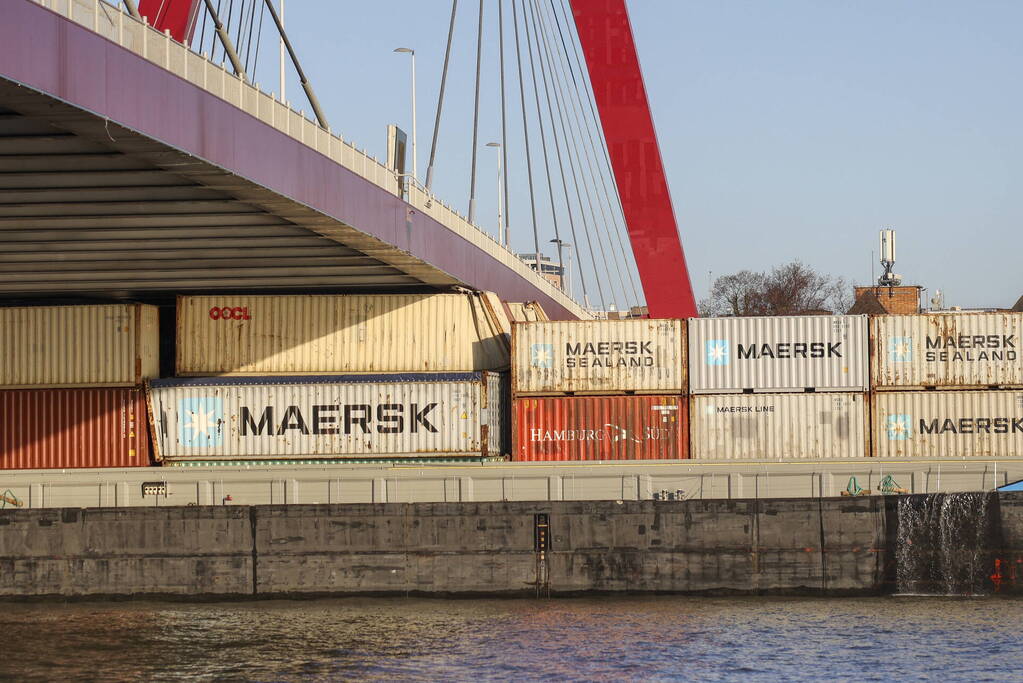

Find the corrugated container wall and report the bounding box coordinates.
[690,393,868,460]
[0,388,152,469]
[688,315,868,393]
[505,301,549,322]
[147,373,507,461]
[176,294,512,376]
[0,304,159,388]
[512,319,685,395]
[512,395,687,461]
[872,390,1023,458]
[871,312,1023,390]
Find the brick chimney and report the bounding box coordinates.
[850,285,922,315]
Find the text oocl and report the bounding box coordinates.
[209,306,251,321]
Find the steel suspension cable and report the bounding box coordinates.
[521,0,567,284]
[538,0,633,309]
[232,0,244,54]
[198,0,209,56]
[250,2,265,81]
[510,0,542,261]
[243,0,257,74]
[529,0,613,311]
[425,0,458,193]
[522,0,590,307]
[467,0,484,224]
[497,0,511,247]
[553,0,643,305]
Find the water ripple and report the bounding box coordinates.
[1,596,1021,681]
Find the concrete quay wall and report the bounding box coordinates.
[0,494,1017,599]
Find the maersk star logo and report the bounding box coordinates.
[705,340,729,366]
[888,336,913,363]
[887,414,911,441]
[530,343,554,368]
[179,397,224,447]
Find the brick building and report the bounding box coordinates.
[849,285,922,315]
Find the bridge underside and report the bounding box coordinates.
[0,0,582,317]
[0,87,453,303]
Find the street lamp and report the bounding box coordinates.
[550,238,572,298]
[485,141,505,246]
[393,47,417,181]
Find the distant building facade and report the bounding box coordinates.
[518,252,564,290]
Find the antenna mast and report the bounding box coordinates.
[877,229,901,287]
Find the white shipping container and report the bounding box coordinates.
[873,390,1023,458]
[690,393,868,460]
[176,293,512,376]
[688,315,868,393]
[0,304,159,388]
[147,373,507,461]
[512,319,685,395]
[871,312,1023,390]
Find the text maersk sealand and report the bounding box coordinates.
[923,335,1016,362]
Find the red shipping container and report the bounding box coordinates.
[512,395,687,461]
[0,388,153,469]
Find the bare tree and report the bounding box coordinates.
[700,261,851,316]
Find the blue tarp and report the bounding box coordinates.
[998,480,1023,492]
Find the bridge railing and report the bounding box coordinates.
[32,0,590,318]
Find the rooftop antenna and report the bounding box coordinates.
[931,289,944,311]
[877,229,901,287]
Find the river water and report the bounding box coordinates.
[2,596,1020,681]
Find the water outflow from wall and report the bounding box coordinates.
[896,492,996,595]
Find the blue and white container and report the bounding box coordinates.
[688,315,869,394]
[147,373,507,461]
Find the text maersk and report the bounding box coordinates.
[239,403,440,435]
[924,335,1016,362]
[565,341,655,368]
[919,416,1023,434]
[737,342,841,360]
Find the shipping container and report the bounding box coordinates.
[690,393,868,460]
[871,312,1023,390]
[0,304,159,388]
[0,388,152,469]
[512,395,687,461]
[688,315,868,393]
[872,390,1023,458]
[175,293,512,376]
[147,373,507,461]
[512,319,685,396]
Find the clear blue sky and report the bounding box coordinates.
[232,1,1022,310]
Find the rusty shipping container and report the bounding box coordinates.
[690,393,868,460]
[176,293,513,376]
[147,373,507,462]
[688,315,868,393]
[512,319,685,396]
[0,304,159,388]
[872,390,1023,458]
[871,312,1023,390]
[0,388,152,469]
[512,395,687,461]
